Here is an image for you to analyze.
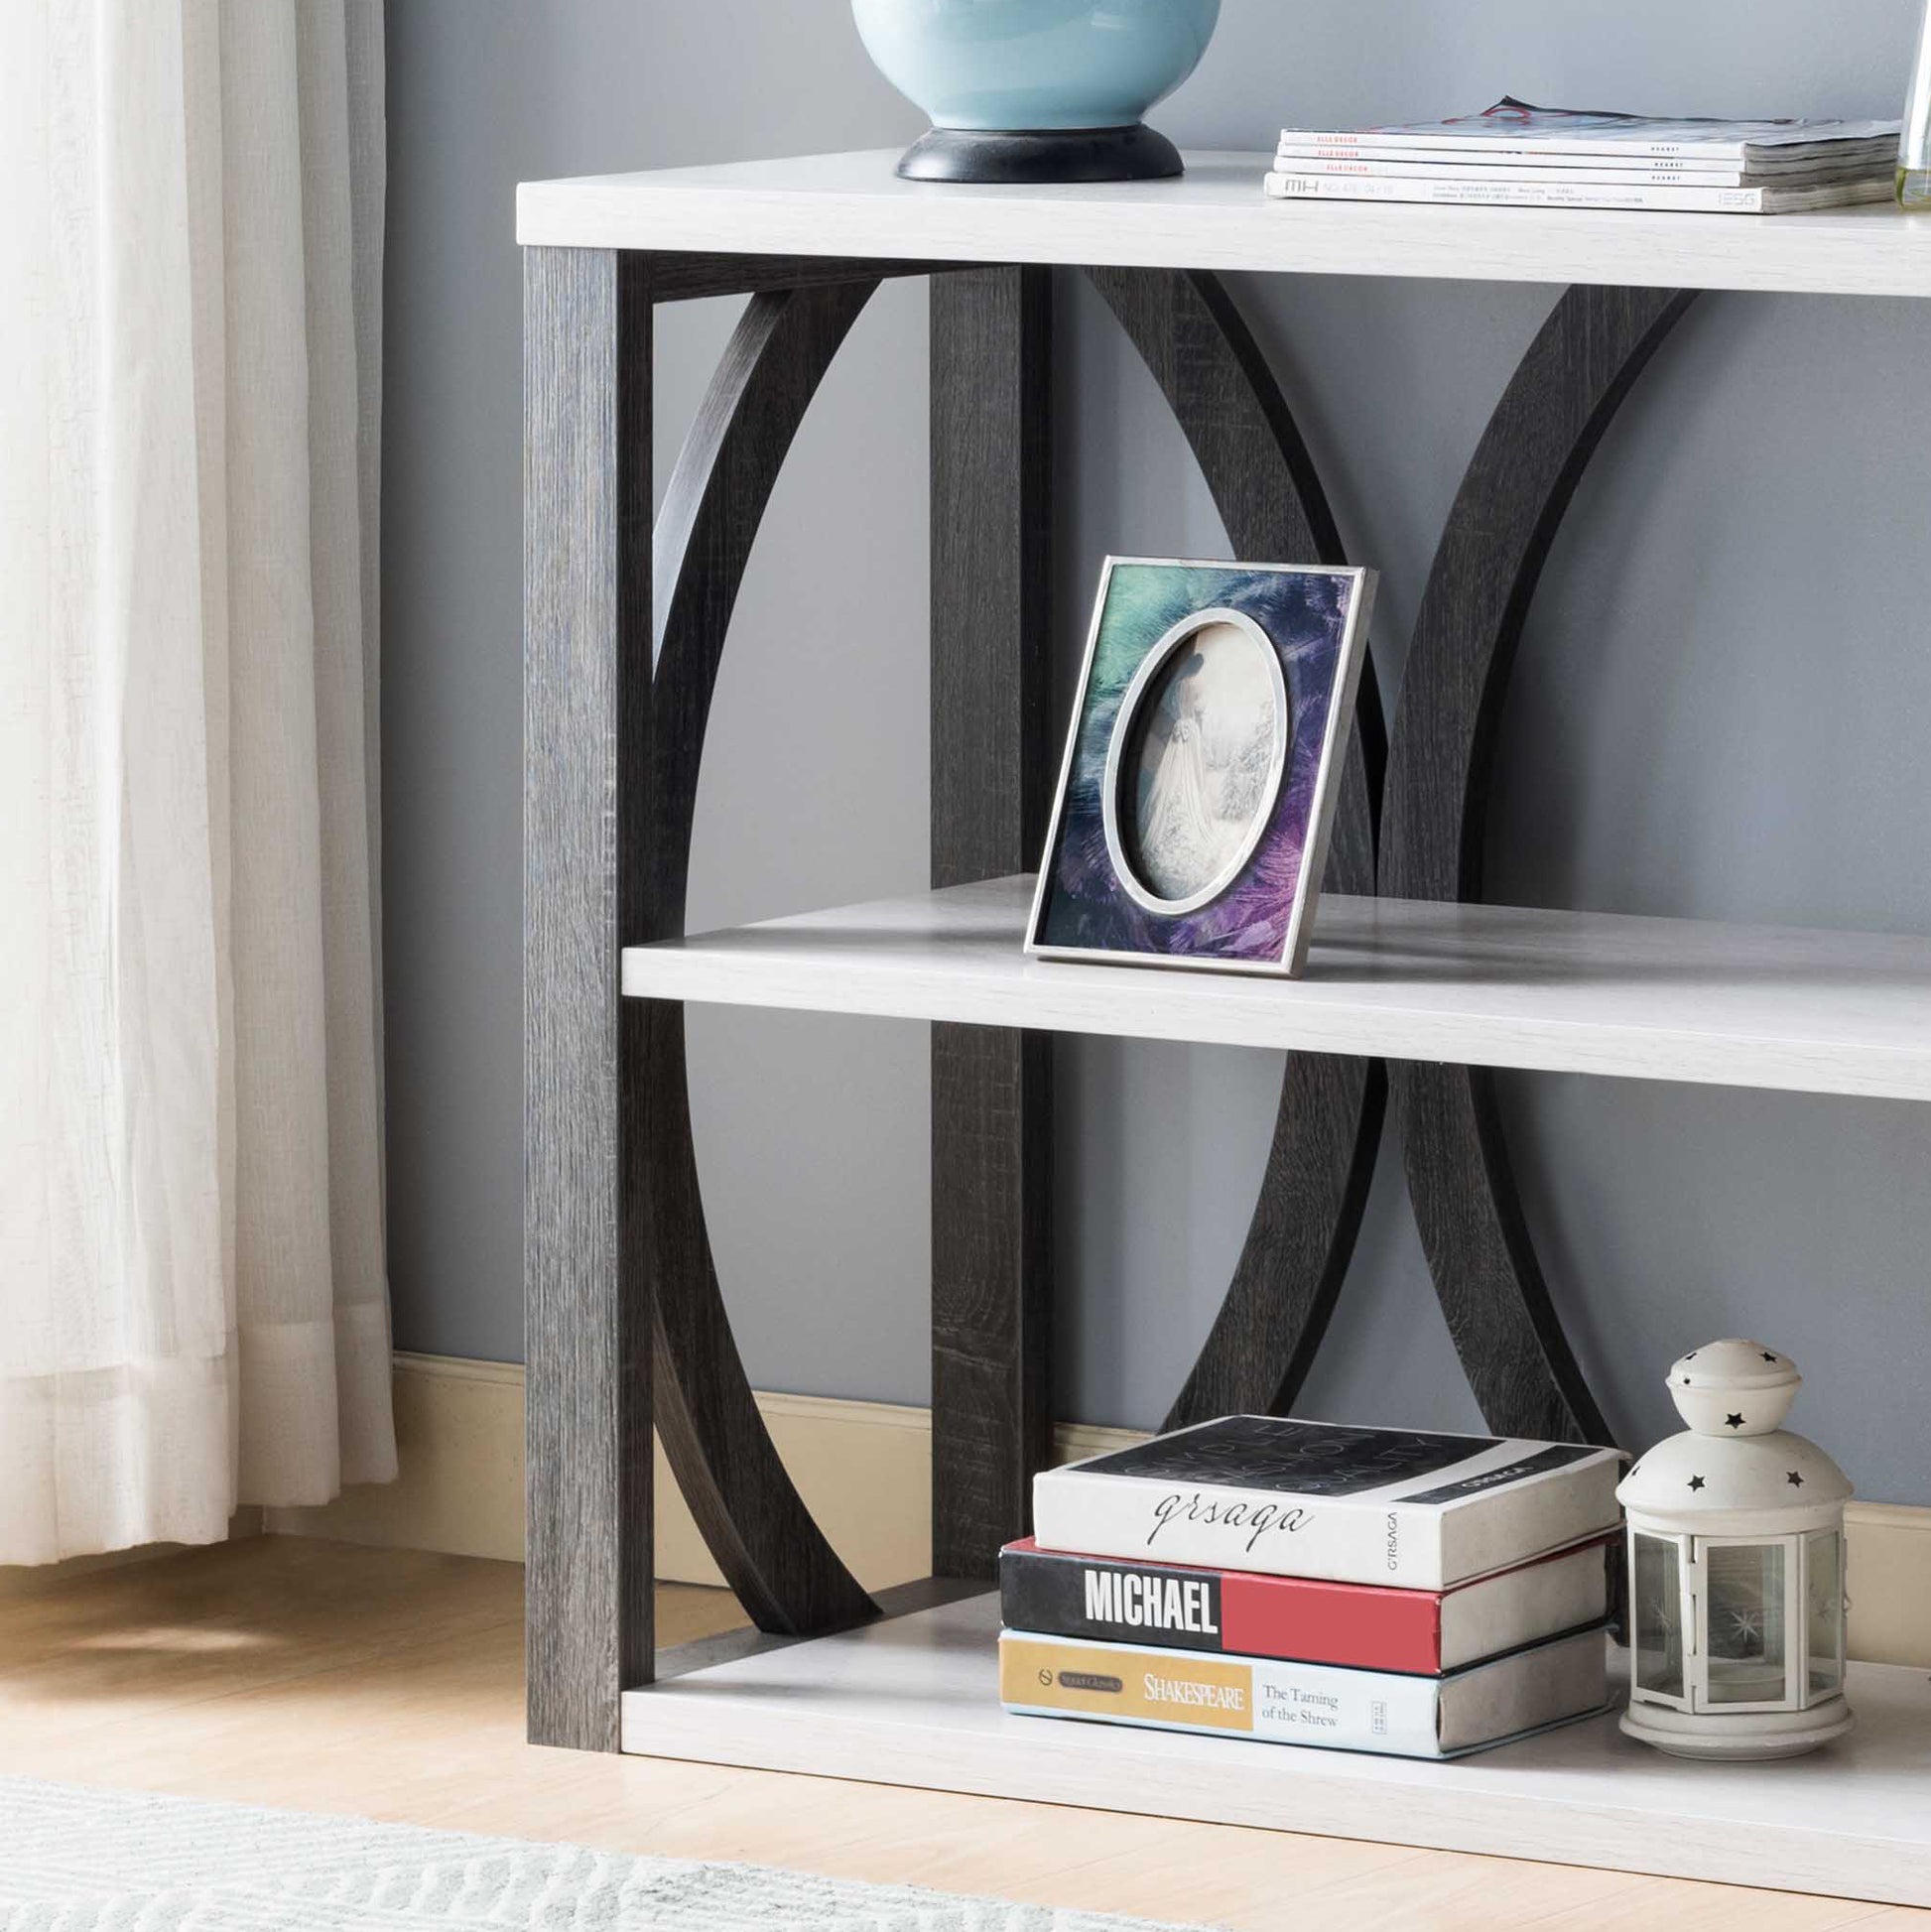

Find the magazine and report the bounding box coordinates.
[1263,172,1894,215]
[1277,97,1901,165]
[1270,153,1890,189]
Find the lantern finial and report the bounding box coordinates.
[1666,1337,1801,1437]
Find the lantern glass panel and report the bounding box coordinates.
[1806,1529,1844,1700]
[1631,1532,1684,1700]
[1704,1540,1787,1705]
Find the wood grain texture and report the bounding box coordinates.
[516,152,1931,300]
[644,252,954,302]
[1085,267,1387,1428]
[930,268,1055,1581]
[1381,284,1699,1447]
[646,281,881,1637]
[524,245,655,1749]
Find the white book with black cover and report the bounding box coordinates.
[1032,1416,1622,1591]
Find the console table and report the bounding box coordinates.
[519,151,1931,1904]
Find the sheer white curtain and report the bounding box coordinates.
[0,1,395,1562]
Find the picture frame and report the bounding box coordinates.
[1026,557,1376,978]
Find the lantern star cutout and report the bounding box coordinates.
[1787,1470,1805,1486]
[1725,1412,1746,1429]
[1760,1351,1778,1362]
[1687,1475,1707,1491]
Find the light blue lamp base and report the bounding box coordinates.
[897,123,1182,184]
[852,0,1220,185]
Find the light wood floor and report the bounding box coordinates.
[1,1537,1922,1931]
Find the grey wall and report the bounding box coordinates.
[383,0,1931,1504]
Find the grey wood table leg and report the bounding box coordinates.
[524,245,655,1749]
[930,266,1055,1580]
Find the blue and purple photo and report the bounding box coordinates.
[1028,559,1374,975]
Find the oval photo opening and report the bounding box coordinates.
[1121,616,1283,906]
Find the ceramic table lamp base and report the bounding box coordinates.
[852,0,1219,187]
[896,124,1183,184]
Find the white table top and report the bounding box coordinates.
[518,149,1931,298]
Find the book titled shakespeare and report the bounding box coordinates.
[999,1625,1609,1760]
[999,1532,1613,1675]
[1031,1417,1622,1591]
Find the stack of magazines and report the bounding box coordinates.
[1265,97,1901,214]
[997,1415,1622,1760]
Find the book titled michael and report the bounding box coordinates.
[999,1532,1613,1675]
[999,1625,1609,1760]
[1031,1416,1622,1592]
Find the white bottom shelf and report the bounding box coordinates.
[621,1593,1931,1905]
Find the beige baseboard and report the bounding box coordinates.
[270,1353,527,1564]
[265,1352,1137,1593]
[269,1352,1931,1668]
[1837,1501,1931,1669]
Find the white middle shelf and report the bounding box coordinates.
[621,876,1931,1103]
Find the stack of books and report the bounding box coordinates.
[998,1416,1623,1759]
[1265,98,1902,215]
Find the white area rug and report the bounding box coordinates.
[0,1779,1207,1929]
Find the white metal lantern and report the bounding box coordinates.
[1616,1339,1852,1760]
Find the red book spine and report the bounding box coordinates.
[1221,1569,1440,1672]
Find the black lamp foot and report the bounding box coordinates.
[896,124,1184,185]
